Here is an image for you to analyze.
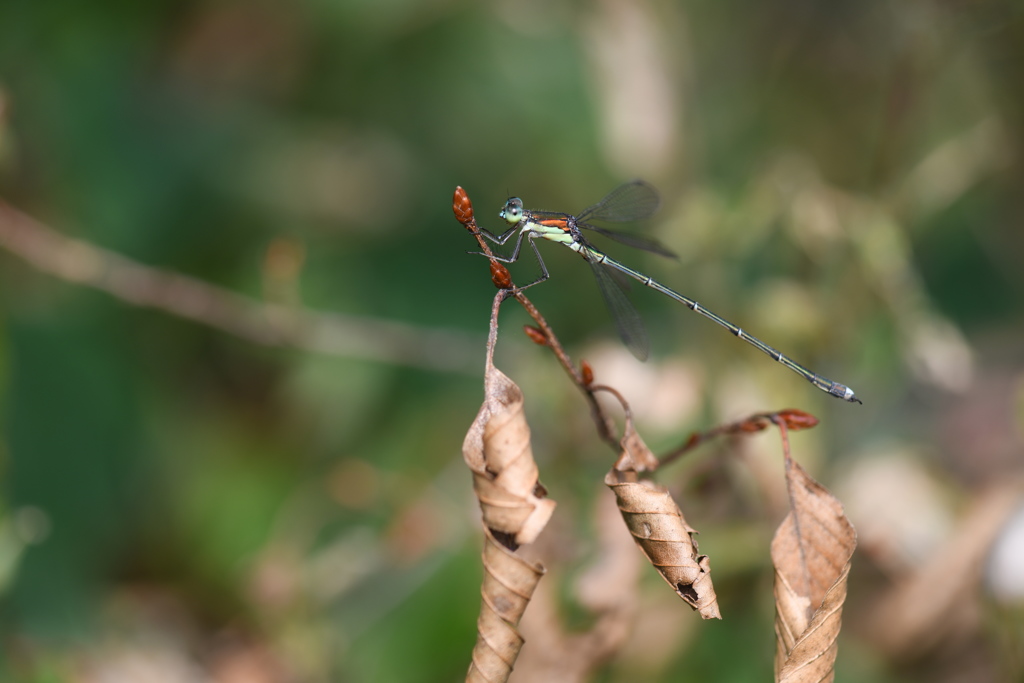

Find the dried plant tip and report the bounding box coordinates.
[605,472,721,619]
[490,261,512,289]
[462,295,555,682]
[772,458,856,682]
[737,419,771,434]
[774,409,819,431]
[660,409,820,467]
[606,421,720,618]
[580,359,594,387]
[467,527,545,682]
[453,186,475,226]
[523,325,548,347]
[614,417,659,473]
[463,362,555,546]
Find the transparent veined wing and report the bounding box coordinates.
[577,180,660,223]
[587,258,649,362]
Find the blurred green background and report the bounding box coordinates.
[1,1,1023,681]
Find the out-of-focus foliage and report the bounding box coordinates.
[1,0,1022,681]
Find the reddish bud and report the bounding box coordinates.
[523,326,548,347]
[580,360,594,387]
[452,186,474,226]
[776,409,819,430]
[490,261,512,289]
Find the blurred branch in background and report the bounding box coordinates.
[0,199,482,374]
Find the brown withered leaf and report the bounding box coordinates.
[606,422,721,619]
[467,526,546,683]
[508,495,641,683]
[463,362,556,546]
[772,457,857,683]
[462,322,555,683]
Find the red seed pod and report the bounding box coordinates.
[776,409,819,431]
[523,326,548,347]
[490,261,512,289]
[580,359,594,387]
[452,186,474,226]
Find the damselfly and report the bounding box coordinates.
[474,180,860,403]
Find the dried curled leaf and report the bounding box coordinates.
[772,458,857,683]
[466,527,546,683]
[462,341,555,683]
[463,364,556,546]
[606,423,721,619]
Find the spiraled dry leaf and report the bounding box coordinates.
[508,495,641,683]
[467,527,546,683]
[463,362,556,546]
[772,457,856,683]
[463,311,556,683]
[606,422,721,619]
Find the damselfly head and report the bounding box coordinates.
[499,197,525,225]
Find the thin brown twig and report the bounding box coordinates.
[0,198,482,373]
[658,409,819,469]
[773,413,794,463]
[453,187,619,449]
